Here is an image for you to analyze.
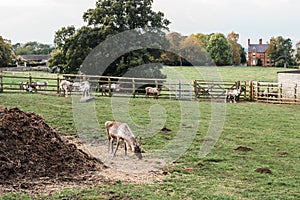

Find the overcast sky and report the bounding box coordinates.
[1,0,299,48]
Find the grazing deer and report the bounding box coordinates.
[105,121,142,159]
[59,80,73,97]
[145,87,160,99]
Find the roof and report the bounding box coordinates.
[18,54,51,61]
[248,44,269,53]
[277,70,300,74]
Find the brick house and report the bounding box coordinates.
[247,39,271,66]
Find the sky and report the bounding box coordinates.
[1,0,299,48]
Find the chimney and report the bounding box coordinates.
[259,39,262,45]
[248,39,250,46]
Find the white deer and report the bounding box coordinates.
[105,121,142,159]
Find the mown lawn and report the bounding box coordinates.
[161,66,294,81]
[0,91,299,199]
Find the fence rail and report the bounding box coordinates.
[250,81,299,104]
[1,71,300,104]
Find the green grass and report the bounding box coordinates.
[0,67,299,199]
[162,66,294,81]
[0,93,299,200]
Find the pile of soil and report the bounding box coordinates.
[0,107,104,192]
[234,146,253,152]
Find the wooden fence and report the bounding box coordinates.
[249,81,300,104]
[0,72,246,101]
[1,71,299,104]
[0,72,61,95]
[193,80,249,101]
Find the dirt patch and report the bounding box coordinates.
[255,168,272,174]
[277,151,289,156]
[0,107,166,195]
[160,127,171,132]
[234,146,253,152]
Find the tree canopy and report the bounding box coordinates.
[49,0,170,75]
[206,33,232,66]
[266,36,295,67]
[13,41,54,55]
[0,37,14,67]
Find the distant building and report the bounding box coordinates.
[247,39,271,66]
[16,54,51,67]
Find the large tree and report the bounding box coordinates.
[0,37,14,67]
[206,33,232,66]
[266,36,295,67]
[227,32,241,65]
[50,0,170,75]
[296,41,300,65]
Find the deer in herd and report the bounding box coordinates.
[105,121,142,159]
[145,87,160,99]
[225,86,245,103]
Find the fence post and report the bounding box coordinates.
[255,81,259,101]
[0,73,3,93]
[294,83,297,102]
[108,77,112,97]
[29,73,32,86]
[189,82,192,101]
[242,81,247,100]
[132,78,136,98]
[249,81,253,101]
[278,83,282,102]
[178,81,181,99]
[193,80,198,98]
[57,74,60,94]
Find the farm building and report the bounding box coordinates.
[277,70,300,100]
[16,54,51,67]
[247,39,272,67]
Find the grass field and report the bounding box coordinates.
[161,66,293,81]
[0,67,299,199]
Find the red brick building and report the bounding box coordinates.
[247,39,271,66]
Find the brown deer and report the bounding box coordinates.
[105,121,142,159]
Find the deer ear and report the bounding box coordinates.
[139,136,142,146]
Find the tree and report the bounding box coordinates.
[206,33,232,66]
[227,32,241,65]
[193,33,209,48]
[51,0,170,75]
[266,36,294,67]
[13,41,54,55]
[161,32,186,66]
[296,41,300,65]
[0,36,14,67]
[179,35,211,66]
[240,47,247,64]
[161,32,211,66]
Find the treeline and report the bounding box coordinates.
[161,31,247,66]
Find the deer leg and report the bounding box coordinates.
[233,96,237,103]
[108,138,112,155]
[112,139,120,158]
[109,138,114,154]
[124,143,127,157]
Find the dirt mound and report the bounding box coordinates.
[255,168,272,174]
[160,127,171,132]
[0,107,103,186]
[234,146,253,152]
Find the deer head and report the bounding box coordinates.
[134,137,143,159]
